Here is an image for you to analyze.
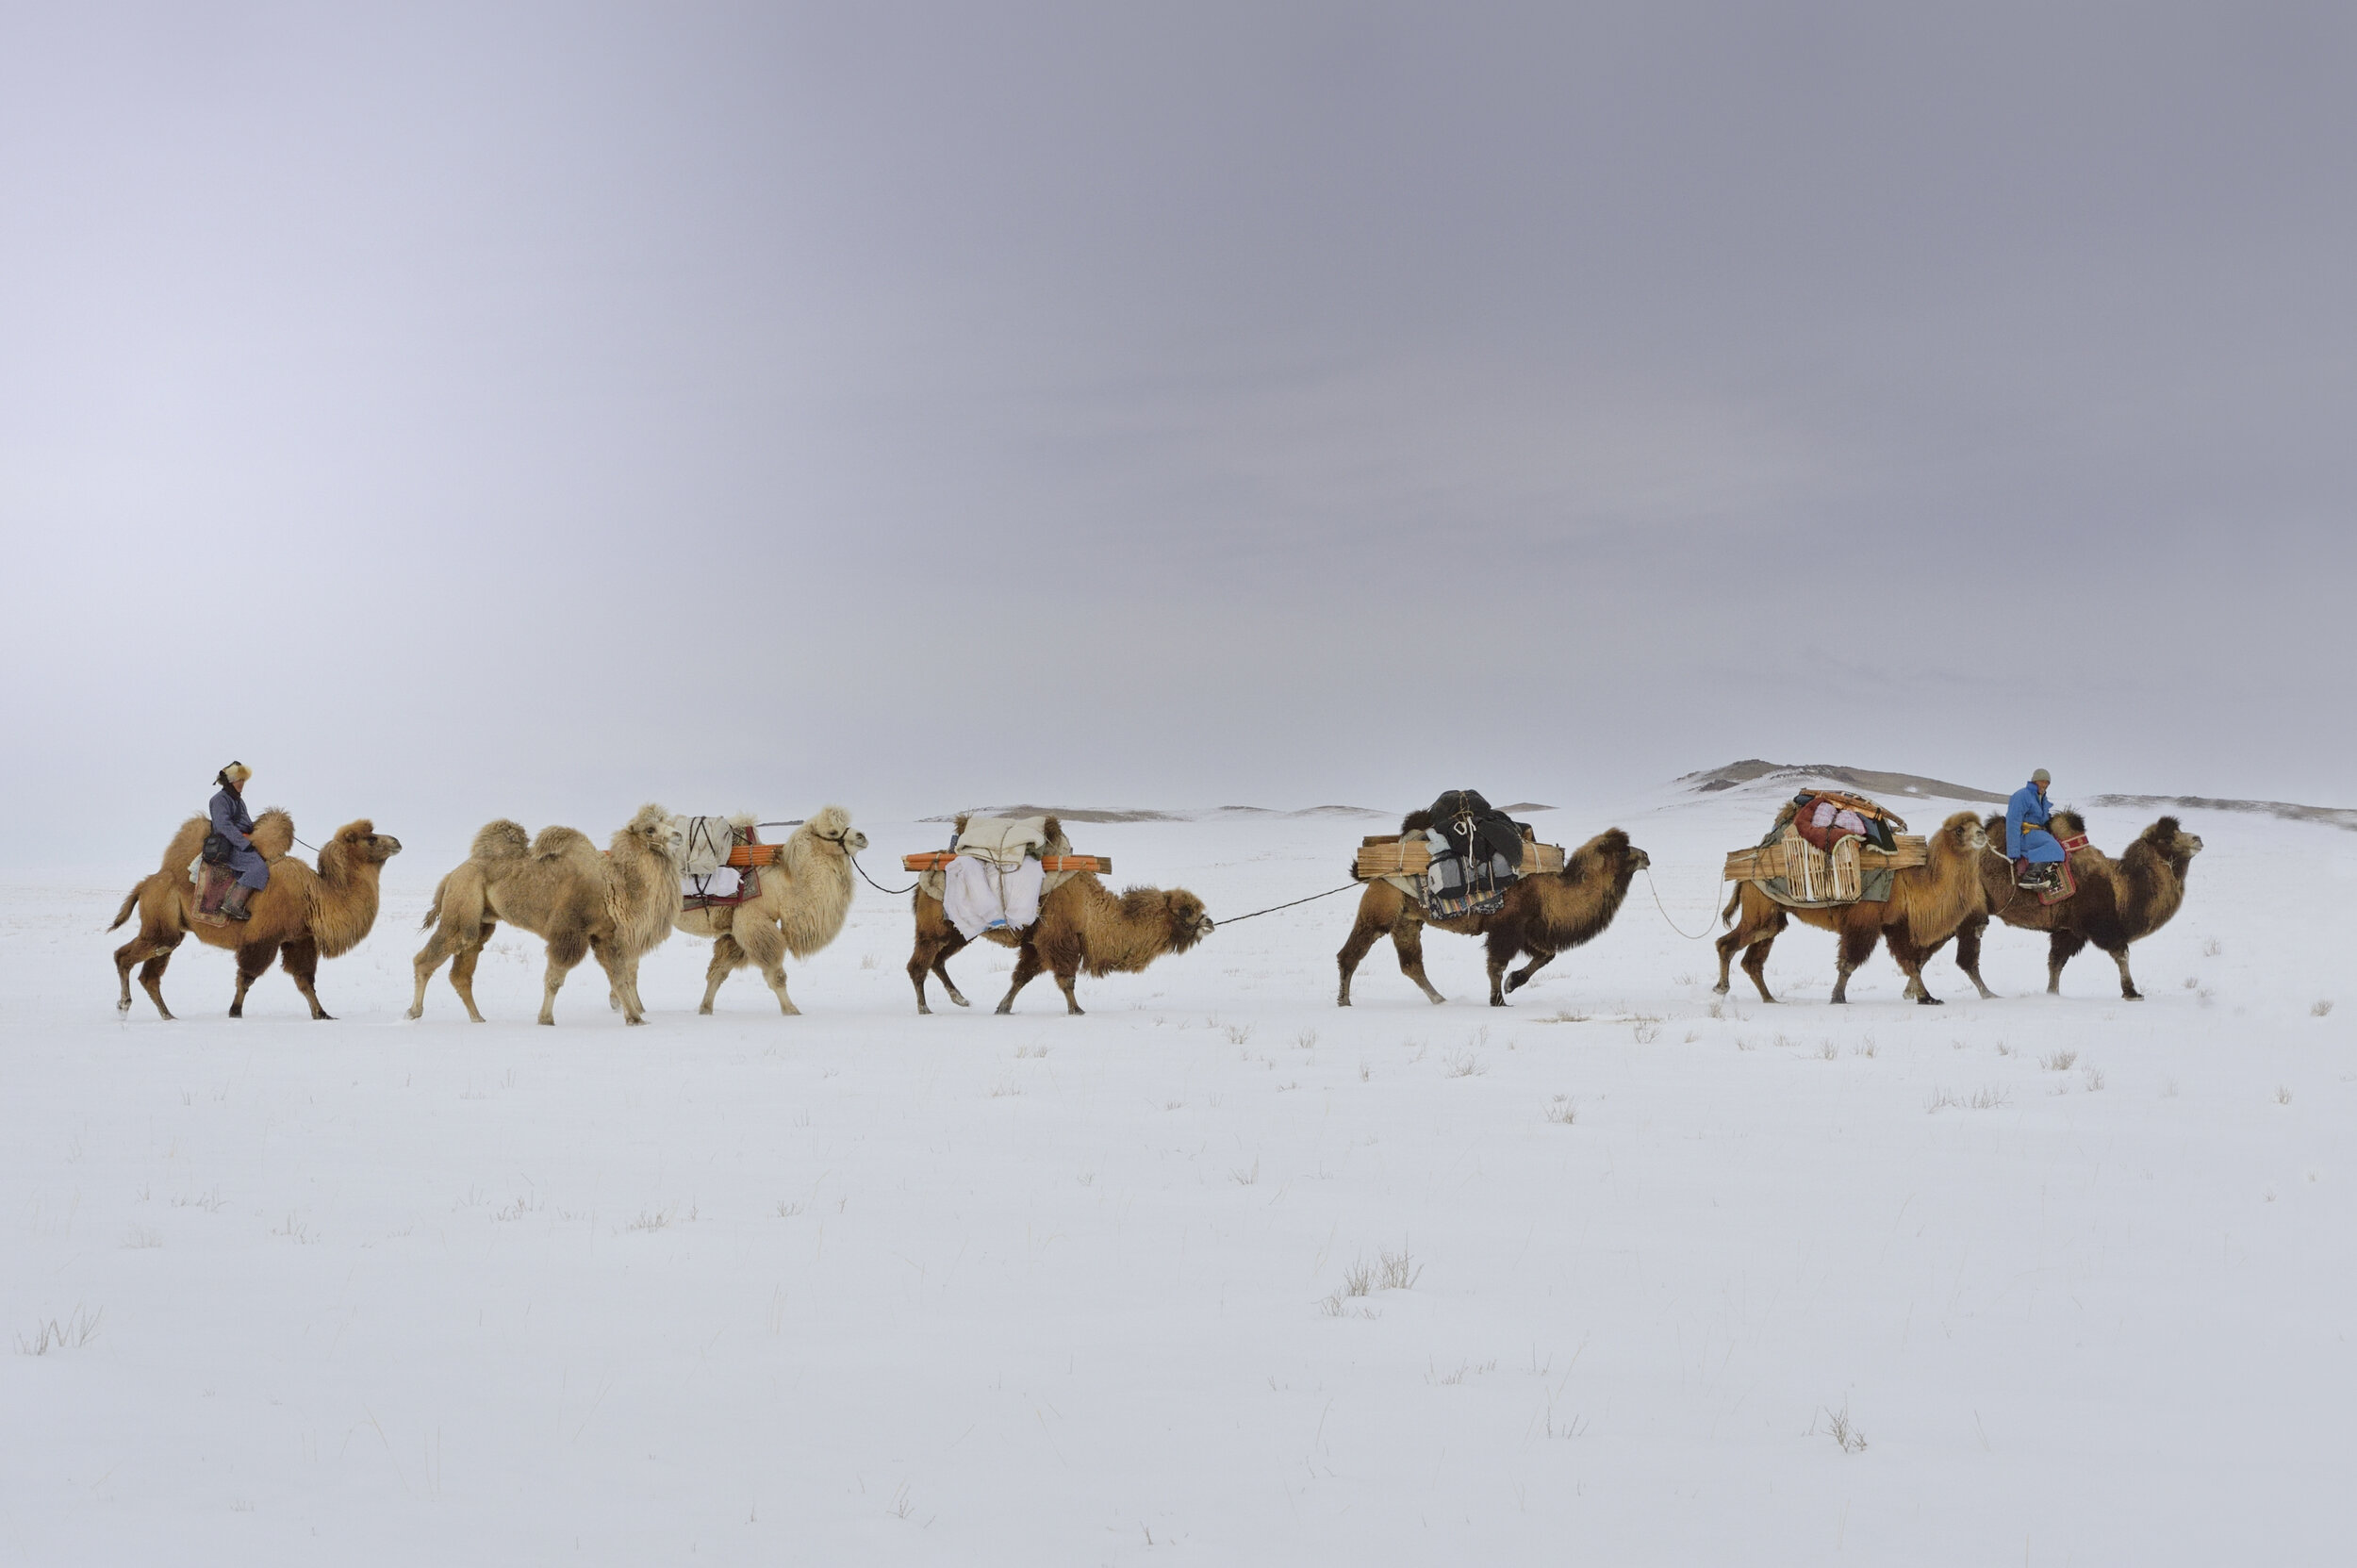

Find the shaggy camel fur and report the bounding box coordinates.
[409,804,684,1025]
[905,819,1212,1015]
[109,814,404,1020]
[1335,820,1652,1007]
[1715,810,1988,1005]
[668,806,868,1015]
[1944,811,2204,999]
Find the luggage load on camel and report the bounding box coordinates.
[901,817,1113,940]
[668,814,789,911]
[1353,788,1565,920]
[1722,789,1926,908]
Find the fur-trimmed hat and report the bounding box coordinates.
[217,761,252,787]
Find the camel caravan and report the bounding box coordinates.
[107,763,2205,1022]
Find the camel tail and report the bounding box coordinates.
[108,885,141,931]
[1721,884,1741,926]
[420,874,451,932]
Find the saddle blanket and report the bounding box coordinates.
[185,857,236,927]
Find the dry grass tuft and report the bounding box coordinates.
[1822,1401,1868,1454]
[2041,1049,2078,1072]
[1545,1096,1577,1126]
[2313,999,2334,1017]
[16,1304,103,1356]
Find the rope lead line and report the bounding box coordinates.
[1645,867,1724,941]
[1212,883,1360,927]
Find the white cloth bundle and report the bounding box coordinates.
[944,851,1046,939]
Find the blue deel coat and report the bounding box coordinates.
[209,784,272,891]
[2005,782,2065,864]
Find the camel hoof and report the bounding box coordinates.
[2122,992,2143,1001]
[405,1007,422,1020]
[994,1003,1014,1016]
[948,994,971,1008]
[624,1015,646,1026]
[1917,995,1943,1006]
[916,1004,932,1016]
[1711,982,1730,996]
[698,1004,714,1015]
[314,1012,335,1021]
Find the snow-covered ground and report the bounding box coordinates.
[5,781,2350,1564]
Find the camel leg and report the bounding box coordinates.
[701,933,747,1015]
[733,920,798,1017]
[2106,944,2141,1001]
[2045,930,2090,996]
[535,930,591,1026]
[1334,895,1393,1007]
[590,936,648,1026]
[1503,949,1558,996]
[931,947,971,1010]
[279,937,331,1020]
[1392,916,1446,1005]
[1829,928,1880,1004]
[908,928,972,1015]
[139,951,179,1020]
[1949,916,1998,999]
[1739,934,1778,1002]
[1041,933,1088,1016]
[116,930,182,1020]
[228,941,281,1018]
[412,919,488,1022]
[1717,900,1784,1002]
[1887,929,1941,1006]
[994,943,1048,1015]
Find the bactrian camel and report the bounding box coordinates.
[1716,810,1988,1005]
[109,813,404,1020]
[410,804,684,1025]
[1945,810,2204,999]
[668,806,868,1015]
[906,817,1213,1015]
[1335,820,1652,1007]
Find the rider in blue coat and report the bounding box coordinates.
[2005,768,2064,891]
[208,761,270,920]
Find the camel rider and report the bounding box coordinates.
[209,761,269,921]
[2006,767,2065,892]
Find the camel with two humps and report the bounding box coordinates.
[109,812,404,1020]
[1335,821,1651,1007]
[1715,810,1988,1005]
[906,817,1212,1015]
[1942,811,2203,999]
[410,804,684,1025]
[668,806,868,1015]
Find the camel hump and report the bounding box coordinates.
[159,817,210,873]
[251,810,297,861]
[530,825,595,861]
[471,820,531,861]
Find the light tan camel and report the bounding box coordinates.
[409,804,684,1025]
[1335,822,1651,1007]
[668,806,868,1015]
[1715,811,1988,1004]
[109,813,403,1019]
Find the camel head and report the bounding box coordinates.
[620,803,686,868]
[1160,889,1214,951]
[1574,828,1650,883]
[329,818,403,866]
[2047,810,2087,841]
[1936,811,1988,856]
[2138,816,2203,867]
[805,804,868,856]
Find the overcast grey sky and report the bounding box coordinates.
[5,3,2352,865]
